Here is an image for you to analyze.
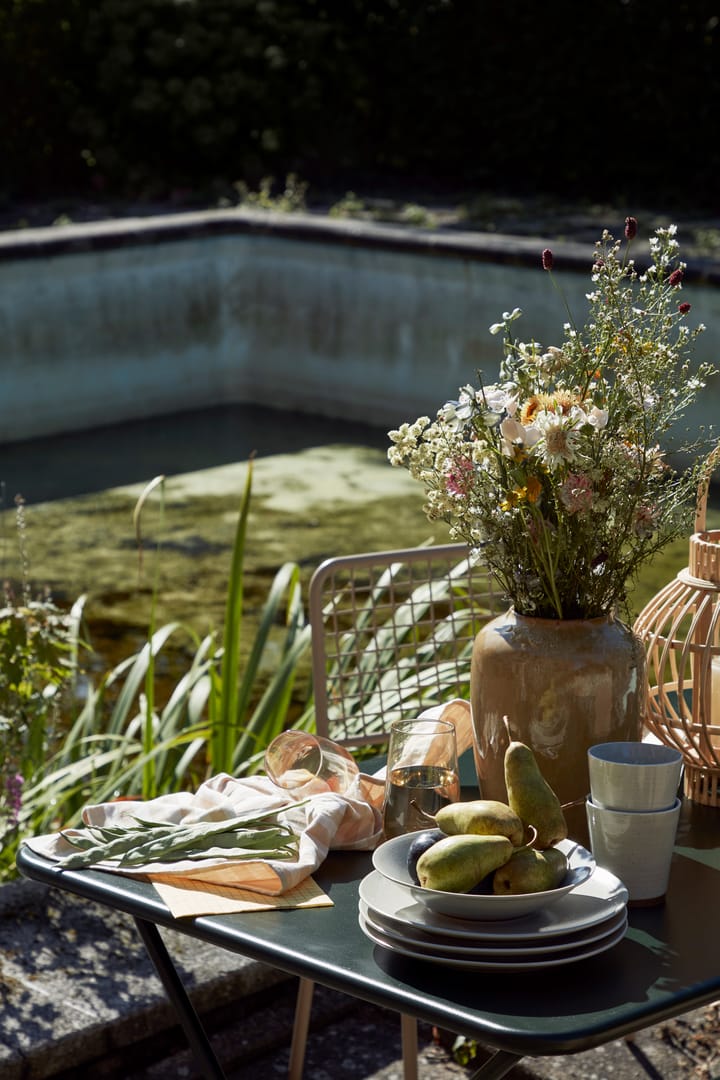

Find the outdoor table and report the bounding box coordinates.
[16,797,720,1080]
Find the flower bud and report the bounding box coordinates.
[669,269,684,287]
[624,216,638,239]
[542,248,553,271]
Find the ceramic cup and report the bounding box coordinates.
[586,796,681,905]
[588,741,683,812]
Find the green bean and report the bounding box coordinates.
[57,812,299,870]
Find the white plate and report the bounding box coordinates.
[372,835,595,920]
[359,897,628,957]
[359,865,628,941]
[358,908,627,970]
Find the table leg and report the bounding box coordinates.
[133,916,227,1080]
[467,1048,524,1080]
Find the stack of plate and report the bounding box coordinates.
[359,854,629,971]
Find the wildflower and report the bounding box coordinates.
[387,222,715,619]
[587,405,609,429]
[542,249,554,271]
[481,384,518,421]
[440,385,481,426]
[634,505,657,539]
[489,308,522,335]
[4,772,23,829]
[538,346,566,375]
[559,473,594,514]
[387,419,430,463]
[500,417,540,459]
[446,456,474,496]
[535,411,579,466]
[625,216,638,239]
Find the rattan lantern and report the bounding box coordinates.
[634,464,720,807]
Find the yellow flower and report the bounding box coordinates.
[520,390,580,424]
[501,478,542,510]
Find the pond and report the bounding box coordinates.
[0,401,442,709]
[2,400,718,716]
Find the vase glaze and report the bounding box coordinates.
[470,609,647,844]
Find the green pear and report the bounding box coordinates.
[415,834,513,893]
[434,799,525,847]
[543,846,569,887]
[492,846,568,895]
[504,739,568,848]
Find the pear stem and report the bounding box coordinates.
[521,825,539,850]
[410,800,437,824]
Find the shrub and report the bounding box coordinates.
[2,1,719,208]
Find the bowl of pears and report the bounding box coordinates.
[373,735,595,920]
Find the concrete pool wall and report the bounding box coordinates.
[1,209,720,445]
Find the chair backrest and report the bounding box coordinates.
[308,543,503,748]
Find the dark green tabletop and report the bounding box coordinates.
[16,798,720,1064]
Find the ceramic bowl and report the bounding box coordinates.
[371,835,595,920]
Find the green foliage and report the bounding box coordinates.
[1,465,312,880]
[328,192,367,219]
[0,495,85,877]
[232,174,307,213]
[2,1,719,206]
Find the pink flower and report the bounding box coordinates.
[625,216,638,239]
[634,505,657,538]
[679,302,691,314]
[559,473,594,514]
[5,772,23,829]
[446,456,474,496]
[669,269,684,287]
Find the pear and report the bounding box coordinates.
[492,846,568,895]
[504,738,568,849]
[416,834,513,893]
[543,846,569,887]
[434,799,525,847]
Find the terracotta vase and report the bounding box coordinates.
[470,609,647,844]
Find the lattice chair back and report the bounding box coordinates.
[308,542,503,748]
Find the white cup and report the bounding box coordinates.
[588,741,683,811]
[586,796,681,905]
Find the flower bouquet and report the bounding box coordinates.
[388,219,716,620]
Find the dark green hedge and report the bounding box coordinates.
[2,0,718,207]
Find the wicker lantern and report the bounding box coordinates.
[634,463,720,807]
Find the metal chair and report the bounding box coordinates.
[288,542,503,1080]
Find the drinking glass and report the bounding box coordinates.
[382,717,460,839]
[264,730,359,796]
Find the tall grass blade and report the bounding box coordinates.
[211,461,253,773]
